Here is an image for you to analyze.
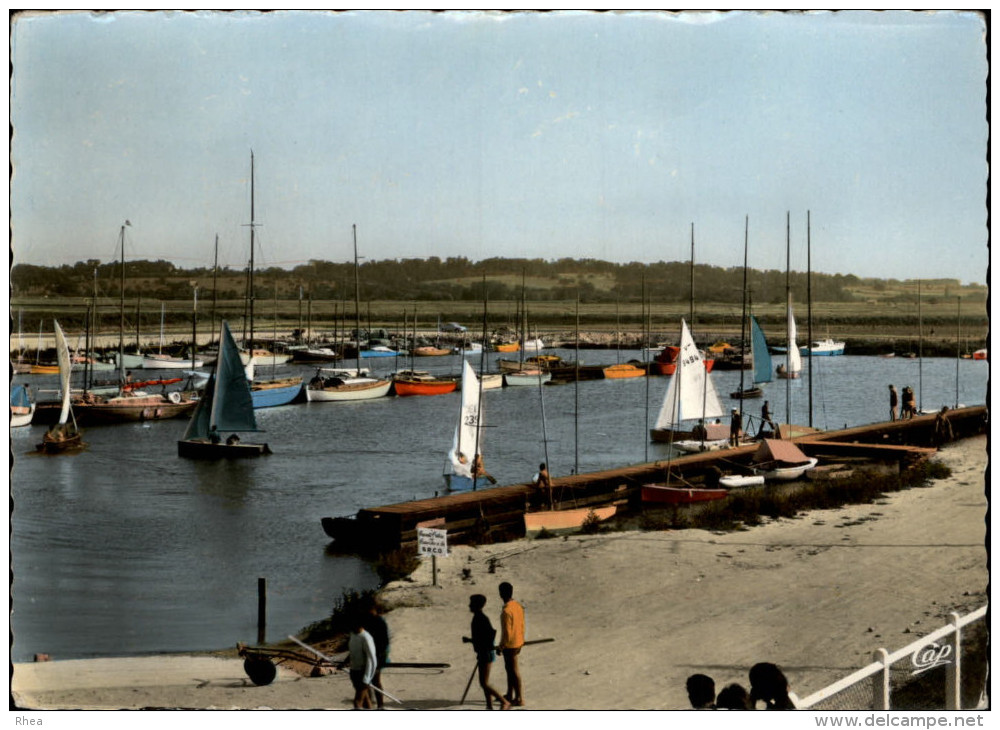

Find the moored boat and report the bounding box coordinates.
[392,370,458,397]
[602,362,646,379]
[800,338,845,356]
[10,384,35,428]
[749,439,818,481]
[640,484,728,504]
[523,505,616,537]
[504,369,551,387]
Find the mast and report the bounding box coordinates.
[575,290,581,472]
[118,221,128,384]
[807,210,813,428]
[737,215,749,406]
[248,151,257,355]
[918,278,923,413]
[191,283,198,369]
[785,211,791,429]
[955,295,961,408]
[212,234,219,346]
[642,277,649,463]
[474,275,488,473]
[689,223,695,330]
[353,224,362,374]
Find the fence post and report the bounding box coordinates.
[872,648,891,710]
[946,612,961,710]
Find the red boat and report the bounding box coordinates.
[972,348,987,360]
[651,345,713,375]
[641,483,728,504]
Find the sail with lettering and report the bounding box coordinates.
[654,319,724,432]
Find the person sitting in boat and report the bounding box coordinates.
[309,371,325,388]
[472,453,496,485]
[209,426,221,444]
[226,433,240,446]
[691,419,708,442]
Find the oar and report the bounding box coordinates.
[461,638,555,704]
[287,635,403,705]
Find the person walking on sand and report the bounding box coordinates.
[463,594,511,710]
[348,616,378,709]
[889,385,899,422]
[498,581,525,706]
[364,597,390,709]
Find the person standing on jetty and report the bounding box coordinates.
[464,594,511,710]
[729,408,742,447]
[348,616,378,709]
[364,597,390,710]
[498,581,525,707]
[759,401,777,437]
[889,385,899,421]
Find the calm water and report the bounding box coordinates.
[10,352,987,662]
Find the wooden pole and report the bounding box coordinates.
[257,577,266,644]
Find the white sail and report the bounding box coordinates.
[654,319,724,430]
[448,359,482,478]
[53,320,73,426]
[788,304,802,374]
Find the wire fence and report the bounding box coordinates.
[796,605,987,710]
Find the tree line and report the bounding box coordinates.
[10,256,982,306]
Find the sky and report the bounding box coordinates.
[9,9,990,284]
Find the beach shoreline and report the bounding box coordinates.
[11,435,988,711]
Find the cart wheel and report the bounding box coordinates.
[244,657,277,686]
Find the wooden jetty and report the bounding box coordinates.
[322,405,987,553]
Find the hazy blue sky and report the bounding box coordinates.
[10,10,989,283]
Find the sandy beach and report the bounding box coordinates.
[11,435,988,712]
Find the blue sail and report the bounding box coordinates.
[183,321,261,440]
[750,316,772,386]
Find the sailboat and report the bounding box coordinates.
[443,360,495,492]
[305,225,391,403]
[235,153,303,408]
[730,316,772,399]
[178,321,271,458]
[143,304,206,369]
[649,319,727,445]
[37,321,84,453]
[775,304,802,379]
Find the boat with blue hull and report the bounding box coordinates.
[250,377,304,408]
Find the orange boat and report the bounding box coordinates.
[412,346,452,357]
[973,348,987,360]
[603,362,646,379]
[494,342,519,352]
[392,370,458,396]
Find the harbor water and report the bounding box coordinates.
[10,351,987,662]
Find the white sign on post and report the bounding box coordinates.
[418,527,448,557]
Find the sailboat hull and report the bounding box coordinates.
[730,386,764,399]
[306,379,392,402]
[641,484,728,504]
[37,427,84,454]
[250,378,304,408]
[143,355,206,369]
[178,439,271,459]
[443,474,494,492]
[392,378,458,396]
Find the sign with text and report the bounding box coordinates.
[417,527,448,557]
